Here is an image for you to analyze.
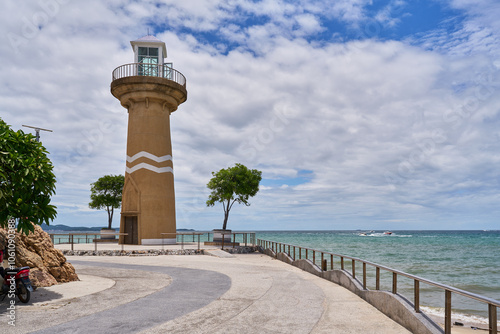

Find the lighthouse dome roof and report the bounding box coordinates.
[130,35,167,58]
[134,35,163,42]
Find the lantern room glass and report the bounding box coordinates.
[138,47,159,76]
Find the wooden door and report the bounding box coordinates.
[124,216,138,244]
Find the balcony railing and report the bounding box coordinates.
[112,63,187,88]
[258,239,500,334]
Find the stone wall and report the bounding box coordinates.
[62,249,203,256]
[0,224,79,287]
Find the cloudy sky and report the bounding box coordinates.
[2,0,500,231]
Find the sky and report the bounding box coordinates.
[1,0,500,231]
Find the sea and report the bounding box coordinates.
[51,229,499,325]
[256,230,500,325]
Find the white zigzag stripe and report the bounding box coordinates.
[126,151,173,163]
[126,163,173,174]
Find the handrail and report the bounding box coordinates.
[112,62,187,88]
[161,232,205,250]
[258,239,499,334]
[48,231,256,251]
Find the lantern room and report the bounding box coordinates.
[130,35,172,78]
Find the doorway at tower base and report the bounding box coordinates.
[142,238,177,245]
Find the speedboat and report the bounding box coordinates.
[384,231,393,235]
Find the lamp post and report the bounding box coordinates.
[22,124,53,142]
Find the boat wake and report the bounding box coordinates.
[357,232,412,237]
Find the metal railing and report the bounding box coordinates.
[161,232,205,250]
[49,233,101,249]
[258,239,499,334]
[112,63,187,87]
[49,231,256,250]
[209,231,256,250]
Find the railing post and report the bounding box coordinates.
[341,257,344,270]
[293,246,296,260]
[363,262,367,290]
[322,259,327,271]
[330,254,333,270]
[321,252,324,270]
[445,290,451,334]
[352,259,356,279]
[489,304,497,334]
[313,250,315,266]
[392,272,397,294]
[376,267,380,290]
[305,249,308,260]
[299,247,301,259]
[414,280,420,313]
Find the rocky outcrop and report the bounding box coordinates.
[0,224,79,287]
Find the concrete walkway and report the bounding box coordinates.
[3,253,411,334]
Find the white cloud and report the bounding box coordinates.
[1,0,500,230]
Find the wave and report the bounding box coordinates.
[420,306,499,327]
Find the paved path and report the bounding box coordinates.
[31,261,231,334]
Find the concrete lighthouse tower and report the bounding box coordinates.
[111,35,187,245]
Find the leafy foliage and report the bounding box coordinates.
[0,118,57,235]
[89,174,124,229]
[206,163,262,230]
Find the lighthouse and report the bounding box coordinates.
[111,35,187,245]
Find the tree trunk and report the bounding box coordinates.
[222,198,230,230]
[222,211,229,230]
[107,207,114,229]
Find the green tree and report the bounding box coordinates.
[206,163,262,230]
[0,118,57,235]
[89,174,125,229]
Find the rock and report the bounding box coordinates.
[0,224,79,287]
[30,267,58,287]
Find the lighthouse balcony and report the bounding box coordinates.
[112,63,186,88]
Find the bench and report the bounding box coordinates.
[93,238,122,251]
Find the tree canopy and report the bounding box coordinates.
[206,163,262,230]
[0,118,57,235]
[89,174,124,229]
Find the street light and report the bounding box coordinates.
[22,124,53,142]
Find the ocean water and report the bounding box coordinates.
[255,230,500,325]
